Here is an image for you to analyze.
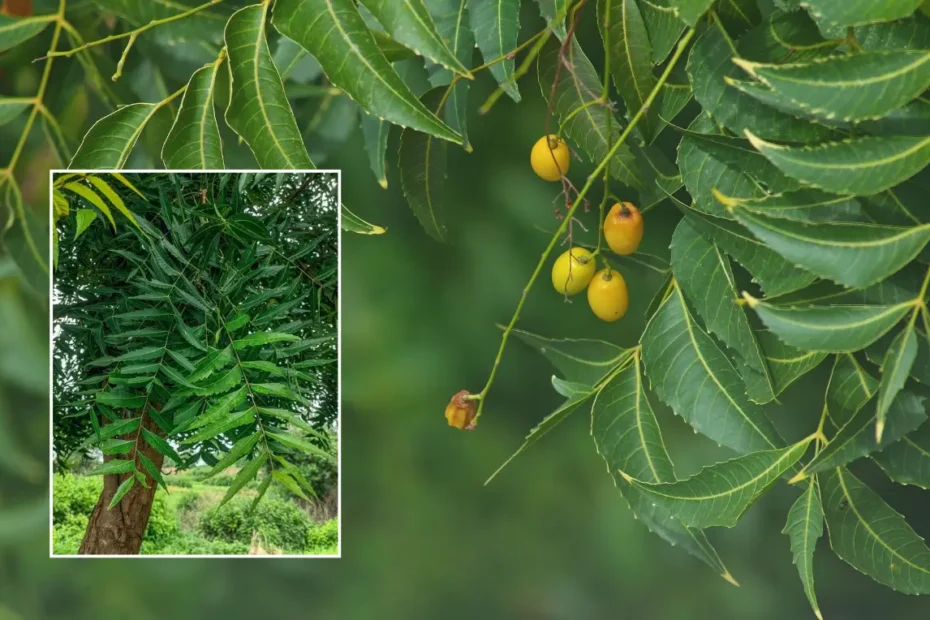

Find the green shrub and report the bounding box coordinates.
[53,515,89,555]
[142,533,248,556]
[199,498,313,552]
[144,494,178,544]
[305,519,338,553]
[209,472,236,487]
[52,473,101,524]
[166,476,194,488]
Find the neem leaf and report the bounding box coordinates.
[509,327,631,387]
[70,104,159,169]
[87,459,136,476]
[399,88,450,242]
[821,466,930,594]
[218,450,269,509]
[621,438,810,528]
[783,480,824,620]
[876,323,919,442]
[163,59,225,169]
[874,422,930,489]
[107,477,136,510]
[469,0,521,101]
[272,0,461,143]
[803,0,923,29]
[746,132,930,196]
[224,4,313,168]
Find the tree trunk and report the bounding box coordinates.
[78,414,165,555]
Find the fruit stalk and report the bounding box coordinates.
[470,27,697,424]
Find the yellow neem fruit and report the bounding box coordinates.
[604,202,644,256]
[587,268,629,322]
[551,247,596,296]
[531,135,570,181]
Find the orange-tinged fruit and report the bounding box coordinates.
[604,202,643,256]
[551,247,596,296]
[587,268,629,322]
[530,135,570,181]
[445,390,477,430]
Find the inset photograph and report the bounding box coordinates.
[50,171,339,557]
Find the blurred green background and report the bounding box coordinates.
[2,2,930,619]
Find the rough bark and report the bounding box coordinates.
[78,413,165,555]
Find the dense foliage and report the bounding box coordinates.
[52,171,337,545]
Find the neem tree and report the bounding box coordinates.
[2,0,930,609]
[53,172,337,554]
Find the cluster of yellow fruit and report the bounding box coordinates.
[531,135,643,322]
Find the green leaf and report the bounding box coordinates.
[640,287,784,453]
[600,0,659,143]
[857,12,930,51]
[137,452,168,491]
[0,14,54,53]
[251,383,307,403]
[734,51,930,124]
[267,431,334,460]
[70,104,159,169]
[225,313,250,332]
[360,113,390,188]
[668,0,712,26]
[107,477,136,510]
[867,324,930,386]
[342,205,387,235]
[141,428,182,463]
[743,296,914,353]
[184,386,247,432]
[782,480,824,620]
[182,407,256,444]
[98,416,141,439]
[738,9,837,64]
[535,0,569,39]
[232,331,301,349]
[272,469,312,501]
[687,17,832,142]
[639,0,685,64]
[428,0,475,149]
[166,349,197,373]
[622,438,810,528]
[716,0,760,35]
[203,432,262,479]
[87,459,136,476]
[114,346,165,363]
[468,0,521,101]
[163,60,225,169]
[272,0,461,144]
[741,330,829,404]
[73,209,98,241]
[728,206,930,289]
[673,197,817,296]
[86,177,144,235]
[803,0,923,29]
[826,354,877,427]
[218,450,269,509]
[0,98,30,127]
[718,188,864,222]
[62,182,116,230]
[671,219,774,400]
[96,391,147,409]
[821,466,930,594]
[190,365,243,397]
[510,327,631,387]
[592,357,736,581]
[874,422,930,489]
[538,38,642,189]
[360,0,471,76]
[399,88,450,242]
[746,132,930,196]
[257,407,326,437]
[876,323,919,442]
[99,439,134,455]
[175,313,207,353]
[188,346,235,383]
[225,4,313,168]
[158,364,200,390]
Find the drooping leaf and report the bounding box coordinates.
[187,346,235,383]
[874,422,930,489]
[741,330,829,404]
[592,357,736,581]
[62,182,116,230]
[746,132,930,196]
[599,0,659,143]
[640,287,784,453]
[141,427,182,463]
[783,479,824,620]
[266,431,334,460]
[743,296,915,353]
[203,432,262,479]
[163,59,225,169]
[360,114,390,188]
[728,205,930,289]
[667,0,712,26]
[251,382,307,403]
[638,0,685,64]
[99,439,134,455]
[398,88,450,242]
[671,219,774,400]
[107,477,136,510]
[182,386,247,433]
[272,0,462,143]
[821,466,930,594]
[427,0,476,150]
[718,188,864,222]
[232,331,301,349]
[189,365,243,397]
[218,450,269,509]
[137,452,168,491]
[510,327,631,387]
[359,0,471,76]
[182,407,255,444]
[96,391,147,409]
[622,439,810,528]
[97,417,141,439]
[468,0,521,101]
[70,104,159,169]
[224,4,313,169]
[876,323,919,441]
